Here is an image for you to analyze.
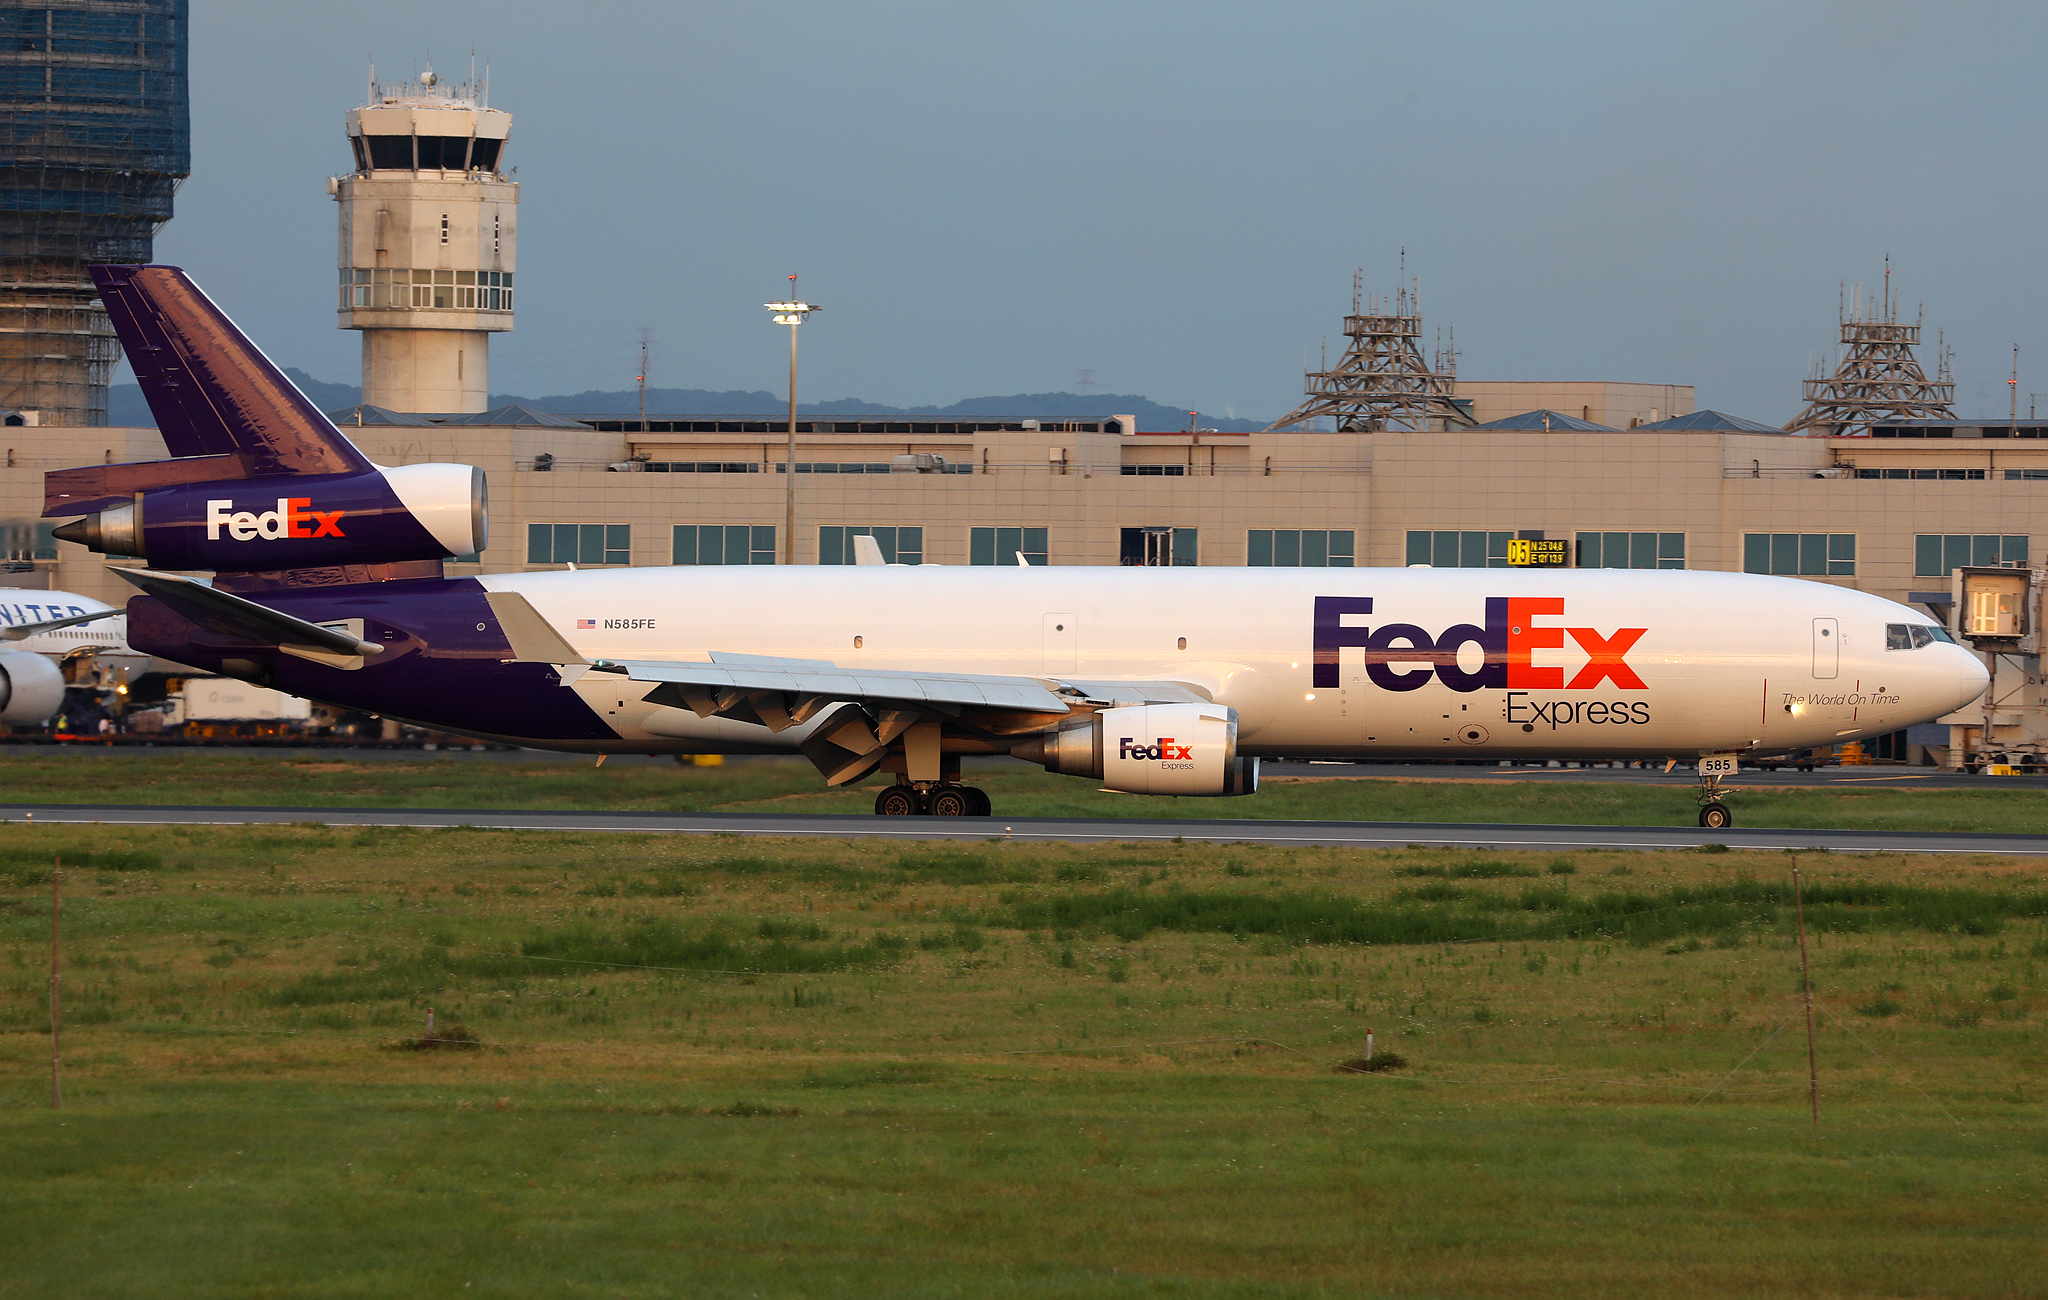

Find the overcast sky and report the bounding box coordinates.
[153,0,2048,423]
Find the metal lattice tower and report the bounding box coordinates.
[1785,265,1955,437]
[1267,267,1470,432]
[0,1,189,427]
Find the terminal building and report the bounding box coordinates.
[0,55,2039,768]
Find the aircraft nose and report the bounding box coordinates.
[1950,647,1990,712]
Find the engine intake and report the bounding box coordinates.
[1013,702,1258,797]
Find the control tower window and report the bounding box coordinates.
[470,138,502,171]
[414,136,472,170]
[365,136,412,169]
[350,137,368,172]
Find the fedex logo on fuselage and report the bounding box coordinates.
[1120,736,1193,761]
[1313,596,1647,694]
[205,498,346,542]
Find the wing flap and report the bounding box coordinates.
[613,657,1070,715]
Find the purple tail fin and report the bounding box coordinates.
[92,265,373,477]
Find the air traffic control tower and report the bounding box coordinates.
[332,65,515,413]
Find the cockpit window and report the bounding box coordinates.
[1888,621,1957,649]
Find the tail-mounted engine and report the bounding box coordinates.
[1013,702,1258,796]
[53,462,487,571]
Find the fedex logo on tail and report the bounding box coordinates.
[1313,596,1646,694]
[205,498,346,542]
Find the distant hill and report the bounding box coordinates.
[107,374,1267,433]
[493,387,1269,432]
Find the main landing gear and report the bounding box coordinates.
[874,783,992,817]
[1695,772,1734,829]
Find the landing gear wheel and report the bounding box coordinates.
[875,785,923,817]
[1698,801,1733,830]
[927,786,972,817]
[964,786,992,817]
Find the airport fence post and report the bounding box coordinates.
[50,854,61,1110]
[1794,865,1820,1127]
[1366,1029,1374,1063]
[426,1006,436,1043]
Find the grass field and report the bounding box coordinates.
[2,748,2048,832]
[1,823,2043,1297]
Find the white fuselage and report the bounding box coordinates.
[0,591,140,664]
[480,565,1987,761]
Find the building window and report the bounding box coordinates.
[1120,464,1185,476]
[440,213,449,245]
[341,267,511,311]
[2005,469,2048,480]
[1855,468,1986,480]
[1576,532,1686,569]
[1249,529,1354,566]
[645,462,761,474]
[970,527,1048,566]
[1743,533,1855,576]
[527,523,630,566]
[1,520,58,561]
[1406,530,1514,568]
[1914,534,2028,577]
[672,524,775,565]
[1120,527,1196,566]
[820,526,922,565]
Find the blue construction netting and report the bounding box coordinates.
[0,0,190,263]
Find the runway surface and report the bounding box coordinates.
[3,801,2044,856]
[9,742,2044,790]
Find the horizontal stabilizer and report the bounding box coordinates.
[44,453,253,517]
[90,265,374,477]
[112,568,381,661]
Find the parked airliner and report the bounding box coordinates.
[49,266,1988,826]
[0,590,132,726]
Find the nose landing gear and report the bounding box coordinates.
[1695,761,1736,828]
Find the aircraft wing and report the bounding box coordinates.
[483,590,1210,780]
[0,608,120,641]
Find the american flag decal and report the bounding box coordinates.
[576,618,597,629]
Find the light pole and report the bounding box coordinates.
[765,281,819,564]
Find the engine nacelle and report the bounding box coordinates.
[0,648,67,724]
[53,462,488,572]
[1014,702,1259,796]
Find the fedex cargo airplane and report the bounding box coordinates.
[49,267,1986,827]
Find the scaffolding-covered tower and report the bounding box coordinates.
[1785,271,1956,437]
[1267,270,1471,432]
[0,0,189,426]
